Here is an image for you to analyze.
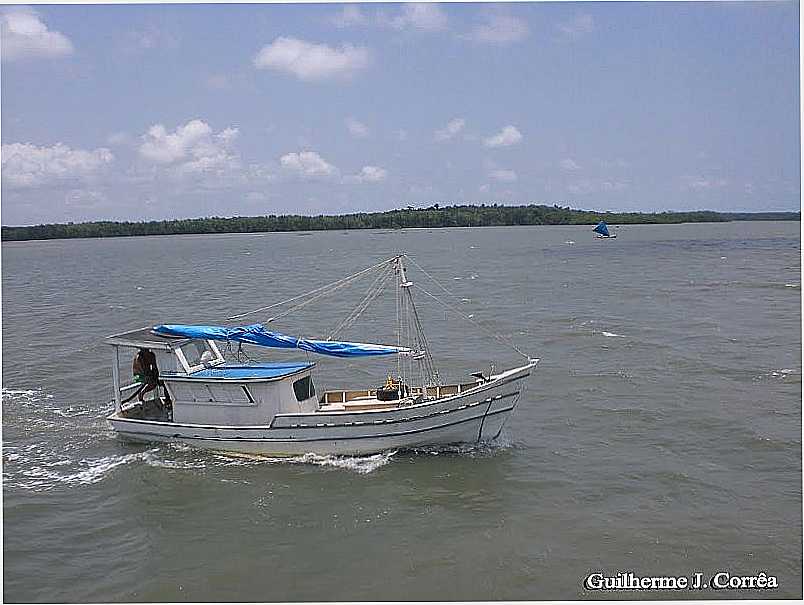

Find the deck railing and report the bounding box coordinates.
[320,381,479,404]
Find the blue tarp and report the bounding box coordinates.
[593,221,610,237]
[172,362,313,380]
[153,323,407,358]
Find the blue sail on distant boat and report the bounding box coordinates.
[593,221,617,238]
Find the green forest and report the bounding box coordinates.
[2,204,799,242]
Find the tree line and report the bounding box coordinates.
[1,203,799,242]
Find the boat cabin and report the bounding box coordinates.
[106,327,319,425]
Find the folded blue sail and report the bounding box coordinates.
[593,221,610,237]
[153,324,407,358]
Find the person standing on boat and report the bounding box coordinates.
[123,348,159,403]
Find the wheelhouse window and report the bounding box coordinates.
[180,341,207,368]
[175,340,224,373]
[293,376,315,401]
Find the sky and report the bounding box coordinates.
[0,1,800,225]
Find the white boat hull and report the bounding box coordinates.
[107,363,534,456]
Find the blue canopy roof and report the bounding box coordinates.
[153,323,408,358]
[182,362,313,380]
[593,221,611,236]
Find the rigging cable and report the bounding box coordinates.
[226,255,399,322]
[403,253,530,361]
[413,283,531,361]
[327,263,394,340]
[256,261,392,325]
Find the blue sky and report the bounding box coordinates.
[1,1,799,225]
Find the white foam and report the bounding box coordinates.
[6,445,214,491]
[785,283,799,288]
[2,388,53,402]
[295,451,397,474]
[601,331,626,338]
[12,450,151,491]
[208,450,397,474]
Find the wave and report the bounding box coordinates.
[207,449,398,474]
[601,331,626,338]
[4,445,215,492]
[408,436,513,458]
[2,387,54,402]
[756,368,799,381]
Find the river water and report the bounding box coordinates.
[2,222,801,601]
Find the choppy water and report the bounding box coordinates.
[2,222,801,601]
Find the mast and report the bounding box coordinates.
[394,255,440,392]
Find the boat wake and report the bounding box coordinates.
[408,436,514,458]
[288,451,397,473]
[208,449,399,474]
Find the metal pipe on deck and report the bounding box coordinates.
[112,346,122,413]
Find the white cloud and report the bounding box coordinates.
[123,24,179,52]
[567,179,595,195]
[280,151,337,178]
[601,180,629,192]
[434,118,466,142]
[138,119,240,175]
[345,117,370,138]
[1,9,74,62]
[107,132,133,146]
[331,5,369,28]
[2,143,113,188]
[333,3,447,32]
[560,158,581,171]
[490,169,517,182]
[597,158,630,169]
[380,3,448,32]
[64,188,107,209]
[483,125,522,148]
[344,165,388,184]
[253,37,370,81]
[557,13,595,37]
[464,15,529,45]
[680,176,728,191]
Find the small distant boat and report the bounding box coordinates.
[593,221,617,239]
[104,254,537,456]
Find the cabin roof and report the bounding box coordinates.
[171,362,314,380]
[105,326,191,351]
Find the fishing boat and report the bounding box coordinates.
[593,221,617,238]
[105,255,538,456]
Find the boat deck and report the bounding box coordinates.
[318,380,482,412]
[119,397,172,422]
